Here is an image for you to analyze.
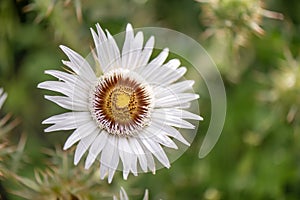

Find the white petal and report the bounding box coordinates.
[43,112,91,132]
[100,163,108,180]
[121,24,135,69]
[118,137,133,180]
[42,112,90,124]
[155,93,199,108]
[38,81,69,95]
[136,48,169,82]
[148,48,169,67]
[108,165,118,184]
[152,110,195,129]
[122,31,144,70]
[44,122,76,133]
[91,27,109,72]
[130,155,138,176]
[153,133,178,149]
[0,90,7,109]
[154,80,194,99]
[144,65,186,86]
[142,58,181,85]
[105,30,121,70]
[44,70,74,82]
[166,80,195,94]
[152,118,190,146]
[143,125,178,149]
[144,149,156,174]
[44,70,90,92]
[140,137,170,168]
[156,108,203,121]
[74,131,98,165]
[63,121,98,150]
[137,36,154,68]
[128,138,148,172]
[85,130,108,169]
[164,58,181,70]
[143,189,149,200]
[38,81,88,102]
[100,135,119,183]
[174,102,191,109]
[91,24,122,72]
[120,187,129,200]
[45,70,75,82]
[141,63,174,85]
[59,45,96,81]
[160,67,187,85]
[44,95,88,111]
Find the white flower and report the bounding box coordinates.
[38,23,202,183]
[0,88,7,109]
[113,187,148,200]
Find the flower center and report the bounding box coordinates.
[106,86,138,123]
[90,69,153,136]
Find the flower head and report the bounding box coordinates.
[10,148,104,200]
[257,49,300,124]
[0,88,22,177]
[197,0,283,46]
[38,23,202,183]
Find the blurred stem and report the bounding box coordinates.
[0,180,8,200]
[63,150,68,178]
[11,133,27,173]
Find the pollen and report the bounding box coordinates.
[89,69,153,136]
[115,91,131,108]
[106,86,139,123]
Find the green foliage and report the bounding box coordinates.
[9,148,108,200]
[0,0,300,199]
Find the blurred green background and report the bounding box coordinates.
[1,0,300,199]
